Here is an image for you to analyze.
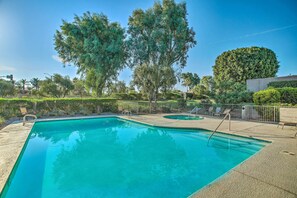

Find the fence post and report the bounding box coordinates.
[228,113,231,131]
[274,106,276,123]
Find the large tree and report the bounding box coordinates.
[54,12,127,96]
[0,80,14,97]
[132,64,155,102]
[40,74,74,98]
[105,80,128,95]
[200,75,214,96]
[128,0,196,104]
[181,72,200,91]
[52,74,74,97]
[30,78,40,90]
[72,78,88,98]
[18,79,26,94]
[213,46,279,84]
[215,80,253,104]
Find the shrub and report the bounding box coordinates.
[177,99,187,109]
[0,116,5,125]
[276,87,297,104]
[111,93,142,100]
[268,80,297,88]
[0,98,118,118]
[253,89,280,105]
[159,91,182,100]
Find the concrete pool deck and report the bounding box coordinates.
[0,114,296,197]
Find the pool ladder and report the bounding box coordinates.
[208,109,231,144]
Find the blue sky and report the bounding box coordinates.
[0,0,296,90]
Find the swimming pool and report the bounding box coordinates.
[1,117,266,198]
[164,114,203,120]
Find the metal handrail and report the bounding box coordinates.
[208,109,231,144]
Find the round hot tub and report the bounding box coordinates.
[163,115,203,120]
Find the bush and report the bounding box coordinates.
[253,89,280,105]
[159,91,182,100]
[111,93,142,100]
[0,98,118,118]
[268,80,297,88]
[0,116,5,125]
[276,87,297,104]
[177,99,187,109]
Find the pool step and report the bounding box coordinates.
[182,133,265,155]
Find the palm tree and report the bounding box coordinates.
[30,78,40,90]
[19,79,26,93]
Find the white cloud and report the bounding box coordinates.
[52,55,64,63]
[241,24,297,38]
[0,65,16,72]
[210,24,297,45]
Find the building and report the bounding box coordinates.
[246,75,297,92]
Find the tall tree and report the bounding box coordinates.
[159,67,177,94]
[30,78,40,90]
[73,78,88,98]
[54,12,127,96]
[132,64,155,102]
[213,47,279,85]
[215,80,253,104]
[181,72,200,91]
[52,74,74,97]
[40,74,74,98]
[200,76,214,97]
[0,80,14,97]
[18,79,26,94]
[106,80,127,95]
[128,0,196,104]
[40,78,62,98]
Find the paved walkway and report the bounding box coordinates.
[0,114,296,197]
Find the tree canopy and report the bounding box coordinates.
[128,0,196,103]
[0,80,14,97]
[213,47,279,84]
[181,72,200,91]
[215,80,253,104]
[54,12,127,96]
[40,74,74,98]
[30,78,40,90]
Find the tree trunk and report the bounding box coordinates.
[153,88,158,112]
[96,84,104,97]
[149,98,152,114]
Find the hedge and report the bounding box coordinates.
[253,89,280,105]
[111,93,143,100]
[0,98,118,118]
[276,87,297,104]
[253,87,297,105]
[268,80,297,88]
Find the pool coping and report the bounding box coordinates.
[0,114,296,197]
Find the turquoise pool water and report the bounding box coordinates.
[1,117,266,198]
[164,115,203,120]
